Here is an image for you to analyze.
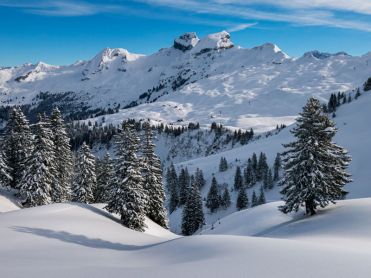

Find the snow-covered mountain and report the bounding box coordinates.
[1,31,370,131]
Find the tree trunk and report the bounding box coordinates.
[305,198,316,215]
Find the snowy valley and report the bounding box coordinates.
[1,30,371,277]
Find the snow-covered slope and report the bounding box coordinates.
[167,89,371,232]
[1,195,371,277]
[1,31,370,131]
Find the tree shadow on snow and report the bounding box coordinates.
[12,226,147,251]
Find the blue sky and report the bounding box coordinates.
[1,0,371,66]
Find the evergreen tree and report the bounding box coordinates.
[178,167,190,205]
[264,168,274,190]
[258,186,266,205]
[166,162,179,213]
[280,98,351,215]
[221,187,231,208]
[355,88,361,99]
[273,153,282,181]
[4,107,33,189]
[234,166,243,190]
[195,168,206,189]
[219,157,228,172]
[251,153,258,175]
[257,152,268,181]
[141,122,168,228]
[244,159,254,187]
[95,153,114,203]
[50,107,73,202]
[206,177,220,213]
[20,116,55,207]
[251,190,258,207]
[181,180,204,235]
[105,122,147,231]
[72,142,96,204]
[236,188,248,210]
[0,146,12,188]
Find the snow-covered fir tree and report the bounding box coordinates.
[166,162,179,213]
[72,142,96,204]
[219,157,228,172]
[50,107,73,202]
[195,168,206,189]
[181,179,204,235]
[95,153,114,203]
[244,159,254,188]
[258,186,266,205]
[20,115,55,207]
[105,122,147,231]
[257,152,268,181]
[236,188,248,210]
[206,177,220,213]
[264,168,274,190]
[280,97,351,215]
[234,166,243,190]
[0,146,12,188]
[4,107,33,189]
[220,187,231,208]
[178,167,190,205]
[273,153,282,181]
[141,122,168,228]
[251,190,258,207]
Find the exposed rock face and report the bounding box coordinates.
[193,31,234,54]
[174,32,200,52]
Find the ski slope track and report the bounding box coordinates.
[1,31,371,131]
[0,196,371,277]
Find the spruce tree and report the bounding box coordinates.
[280,98,351,215]
[236,188,248,210]
[251,153,258,175]
[166,162,179,213]
[4,107,33,189]
[206,177,220,213]
[258,186,266,205]
[178,167,190,205]
[50,107,73,202]
[72,142,96,204]
[195,168,206,189]
[219,157,228,172]
[0,146,12,188]
[95,153,114,203]
[105,122,147,231]
[234,166,243,190]
[221,187,231,209]
[244,159,254,187]
[273,153,282,181]
[181,180,204,235]
[257,152,268,181]
[251,190,258,207]
[20,116,55,207]
[141,122,168,228]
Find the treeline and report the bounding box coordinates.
[0,108,168,231]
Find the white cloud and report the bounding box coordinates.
[227,22,257,32]
[135,0,371,32]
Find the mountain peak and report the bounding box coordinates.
[174,32,200,52]
[303,50,350,60]
[193,31,233,53]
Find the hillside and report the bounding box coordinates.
[0,195,370,277]
[167,88,371,232]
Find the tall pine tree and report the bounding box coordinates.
[141,122,168,228]
[206,177,220,213]
[105,122,147,231]
[95,153,114,203]
[50,107,73,202]
[4,107,33,189]
[280,98,351,215]
[20,115,55,207]
[181,179,204,235]
[72,142,96,204]
[166,162,179,213]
